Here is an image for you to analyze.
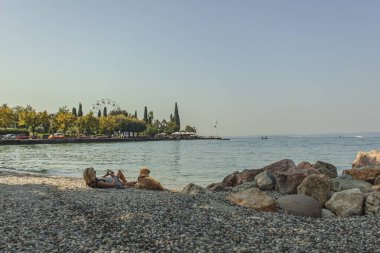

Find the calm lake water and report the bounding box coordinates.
[1,136,380,189]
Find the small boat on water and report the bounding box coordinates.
[261,136,268,140]
[355,136,363,138]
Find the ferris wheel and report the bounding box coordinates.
[92,99,120,114]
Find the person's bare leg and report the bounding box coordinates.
[115,170,127,182]
[123,181,136,187]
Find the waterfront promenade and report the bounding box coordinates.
[0,136,225,145]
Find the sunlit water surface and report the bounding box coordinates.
[1,136,379,189]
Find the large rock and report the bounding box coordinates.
[325,188,364,216]
[297,174,332,206]
[207,169,264,192]
[231,182,257,193]
[364,191,380,214]
[314,161,338,178]
[343,166,380,184]
[225,188,277,212]
[331,177,373,193]
[207,183,231,192]
[207,159,296,192]
[181,183,206,195]
[237,169,265,185]
[278,194,322,218]
[274,167,320,194]
[263,159,296,174]
[352,150,380,168]
[296,161,314,170]
[254,171,275,190]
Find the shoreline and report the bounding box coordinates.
[0,136,228,145]
[0,171,379,252]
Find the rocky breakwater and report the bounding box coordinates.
[203,156,380,218]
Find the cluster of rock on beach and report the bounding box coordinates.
[197,150,380,218]
[0,150,380,252]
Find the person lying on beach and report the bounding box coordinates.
[83,167,136,188]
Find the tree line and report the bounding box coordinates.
[0,102,196,137]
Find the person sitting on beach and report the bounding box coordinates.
[83,167,136,188]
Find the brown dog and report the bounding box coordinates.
[135,168,164,191]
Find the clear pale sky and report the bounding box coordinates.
[1,1,379,136]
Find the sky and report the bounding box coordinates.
[1,0,379,137]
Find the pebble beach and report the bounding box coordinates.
[0,172,379,253]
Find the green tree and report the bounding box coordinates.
[72,107,77,117]
[98,109,102,117]
[0,104,14,128]
[174,102,180,131]
[185,125,197,133]
[134,110,137,118]
[143,106,148,124]
[77,111,98,135]
[109,109,129,117]
[78,102,83,117]
[143,125,160,137]
[148,111,154,125]
[103,107,108,117]
[99,115,117,135]
[163,121,177,135]
[12,105,26,128]
[54,107,76,134]
[18,106,41,136]
[39,111,50,133]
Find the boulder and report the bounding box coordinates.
[208,159,296,192]
[237,169,265,185]
[343,166,380,184]
[352,150,380,168]
[232,182,258,193]
[331,177,373,193]
[297,174,332,206]
[220,171,240,188]
[274,167,320,194]
[278,194,322,218]
[364,191,380,214]
[314,161,338,178]
[208,169,264,191]
[254,171,275,190]
[325,188,364,216]
[263,159,296,174]
[207,183,231,192]
[373,185,380,191]
[181,183,206,195]
[296,161,314,170]
[321,208,336,218]
[225,188,277,212]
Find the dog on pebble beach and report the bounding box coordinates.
[134,167,165,191]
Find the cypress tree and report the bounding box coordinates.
[143,106,148,123]
[134,110,137,118]
[72,107,77,117]
[148,111,153,125]
[174,102,180,131]
[78,103,83,117]
[170,114,173,122]
[98,109,101,117]
[103,107,107,117]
